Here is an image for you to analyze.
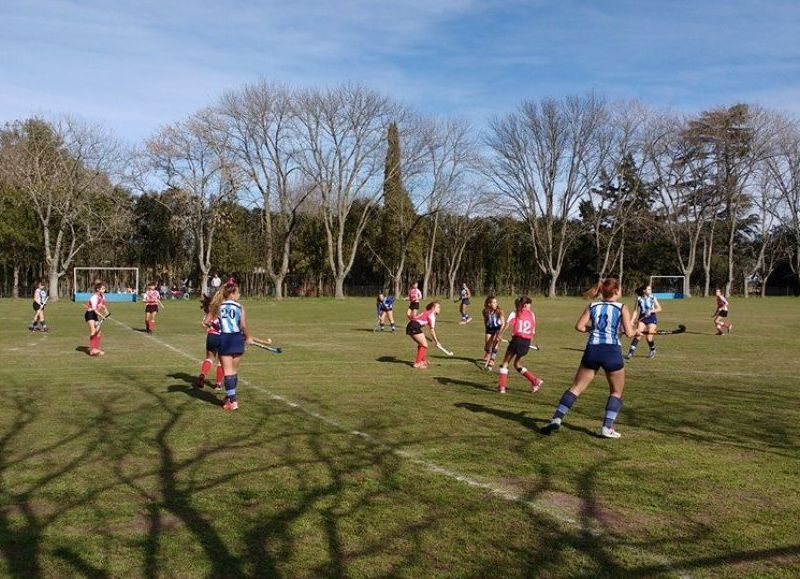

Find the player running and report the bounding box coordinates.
[85,281,110,357]
[143,282,165,334]
[406,282,422,319]
[30,280,48,332]
[458,283,472,324]
[713,288,732,335]
[541,278,635,439]
[209,281,253,411]
[406,301,443,369]
[482,295,505,370]
[626,284,662,359]
[195,293,224,390]
[497,296,543,394]
[376,292,396,332]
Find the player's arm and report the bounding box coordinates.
[621,305,635,338]
[429,326,441,346]
[240,308,254,344]
[575,307,591,333]
[653,297,662,314]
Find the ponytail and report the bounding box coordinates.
[208,283,238,320]
[584,278,620,300]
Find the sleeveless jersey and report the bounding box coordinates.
[85,292,105,312]
[484,308,503,330]
[507,309,536,339]
[587,301,624,346]
[460,287,469,300]
[144,289,160,305]
[414,308,436,329]
[218,300,243,333]
[637,296,656,317]
[408,288,422,302]
[35,288,47,304]
[716,295,729,311]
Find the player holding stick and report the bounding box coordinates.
[713,288,732,335]
[406,301,443,369]
[143,282,165,334]
[626,284,661,359]
[209,280,253,411]
[376,292,396,332]
[482,295,504,370]
[541,278,635,438]
[85,281,110,357]
[30,280,49,332]
[195,293,224,390]
[497,296,543,394]
[458,283,473,324]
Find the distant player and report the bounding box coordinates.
[626,284,662,359]
[541,278,635,439]
[85,281,110,357]
[407,282,422,319]
[143,282,165,334]
[30,280,48,332]
[457,283,473,324]
[376,292,396,332]
[406,301,443,369]
[482,295,505,370]
[497,296,543,394]
[195,293,224,390]
[713,289,732,335]
[209,280,253,411]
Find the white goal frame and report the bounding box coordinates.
[649,275,686,299]
[73,267,139,301]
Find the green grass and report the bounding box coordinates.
[1,295,799,577]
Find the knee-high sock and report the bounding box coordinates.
[215,364,224,385]
[554,390,578,420]
[415,345,426,364]
[200,358,213,376]
[603,395,623,429]
[518,366,539,385]
[628,338,640,353]
[648,338,655,349]
[89,334,97,350]
[498,367,509,389]
[224,374,238,402]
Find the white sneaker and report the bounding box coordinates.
[600,426,621,439]
[540,417,561,434]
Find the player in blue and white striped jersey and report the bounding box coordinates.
[626,284,662,359]
[30,280,48,332]
[541,278,634,439]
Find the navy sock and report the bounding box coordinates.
[603,395,623,429]
[554,391,578,420]
[649,340,656,350]
[224,374,238,402]
[629,338,640,352]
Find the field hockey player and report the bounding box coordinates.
[84,281,110,357]
[143,282,165,334]
[497,296,543,394]
[482,295,504,370]
[195,293,224,390]
[30,280,48,332]
[376,292,396,332]
[713,288,732,335]
[406,301,443,369]
[626,284,662,359]
[458,282,472,324]
[209,281,254,411]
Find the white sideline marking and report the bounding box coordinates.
[110,318,687,577]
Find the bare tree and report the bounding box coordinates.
[485,94,611,297]
[440,187,491,299]
[294,84,402,298]
[0,116,125,300]
[146,108,239,295]
[216,81,313,299]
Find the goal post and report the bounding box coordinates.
[649,275,685,299]
[73,267,139,302]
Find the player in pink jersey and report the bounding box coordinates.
[406,282,423,319]
[195,293,224,390]
[143,282,165,334]
[713,288,732,335]
[497,296,543,394]
[406,301,443,368]
[84,281,110,356]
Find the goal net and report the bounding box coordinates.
[73,267,139,302]
[649,275,685,299]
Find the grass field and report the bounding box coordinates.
[1,295,798,578]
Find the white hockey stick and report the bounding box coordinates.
[436,342,454,357]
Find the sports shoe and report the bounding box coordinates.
[540,418,561,435]
[195,375,205,389]
[600,426,621,439]
[412,362,427,369]
[647,349,656,359]
[625,351,634,359]
[213,383,223,391]
[530,377,544,393]
[499,386,506,394]
[222,398,239,411]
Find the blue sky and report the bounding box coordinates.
[2,0,799,143]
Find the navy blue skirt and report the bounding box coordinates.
[205,333,220,354]
[218,332,245,356]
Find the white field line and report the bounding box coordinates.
[110,318,688,577]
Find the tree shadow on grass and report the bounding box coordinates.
[455,402,599,437]
[166,373,221,406]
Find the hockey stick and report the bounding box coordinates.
[252,338,282,354]
[654,324,686,335]
[436,342,454,357]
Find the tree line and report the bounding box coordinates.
[1,81,799,301]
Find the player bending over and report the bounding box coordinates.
[497,296,543,394]
[376,292,396,332]
[541,278,635,439]
[406,301,443,369]
[626,284,661,359]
